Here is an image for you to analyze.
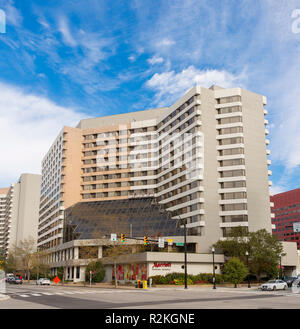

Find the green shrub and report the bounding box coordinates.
[223,258,248,286]
[174,277,193,285]
[85,260,106,283]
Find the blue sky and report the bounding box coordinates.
[0,0,299,192]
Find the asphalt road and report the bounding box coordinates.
[1,283,300,309]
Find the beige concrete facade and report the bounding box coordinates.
[0,188,9,251]
[2,174,41,256]
[38,85,272,254]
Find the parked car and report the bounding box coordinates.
[36,278,51,286]
[261,279,287,291]
[8,277,23,284]
[283,277,297,287]
[5,273,14,282]
[6,277,15,283]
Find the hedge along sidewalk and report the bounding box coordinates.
[152,283,261,288]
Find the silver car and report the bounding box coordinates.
[261,279,287,291]
[36,278,51,285]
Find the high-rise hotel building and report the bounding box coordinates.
[38,85,273,253]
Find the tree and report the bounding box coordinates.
[85,260,105,283]
[13,237,36,281]
[31,250,50,279]
[223,257,248,287]
[213,227,283,280]
[57,266,64,281]
[104,243,133,288]
[3,253,17,273]
[213,226,249,260]
[248,229,283,280]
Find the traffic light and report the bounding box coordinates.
[121,234,125,243]
[144,236,148,245]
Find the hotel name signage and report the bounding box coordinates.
[152,262,172,270]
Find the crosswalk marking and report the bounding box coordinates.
[7,287,300,301]
[61,291,75,294]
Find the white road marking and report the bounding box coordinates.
[19,294,30,298]
[31,293,42,296]
[61,291,75,294]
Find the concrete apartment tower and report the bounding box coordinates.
[0,188,9,252]
[1,174,41,256]
[38,85,272,253]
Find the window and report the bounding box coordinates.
[218,116,242,125]
[219,137,243,145]
[218,96,242,104]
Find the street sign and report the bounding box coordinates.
[168,239,173,246]
[111,233,117,241]
[293,222,300,233]
[158,237,164,248]
[176,242,184,246]
[53,276,61,284]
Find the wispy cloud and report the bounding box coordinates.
[58,16,77,47]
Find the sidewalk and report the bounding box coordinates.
[0,294,10,301]
[23,281,261,290]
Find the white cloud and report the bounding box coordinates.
[155,38,175,48]
[270,184,286,195]
[58,16,77,47]
[147,55,164,65]
[0,82,86,186]
[128,54,136,62]
[146,66,245,106]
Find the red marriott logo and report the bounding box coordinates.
[152,262,171,269]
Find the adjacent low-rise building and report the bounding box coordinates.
[271,188,300,249]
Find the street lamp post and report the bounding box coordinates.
[280,255,282,280]
[183,219,187,290]
[176,213,188,289]
[212,247,216,289]
[246,251,251,288]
